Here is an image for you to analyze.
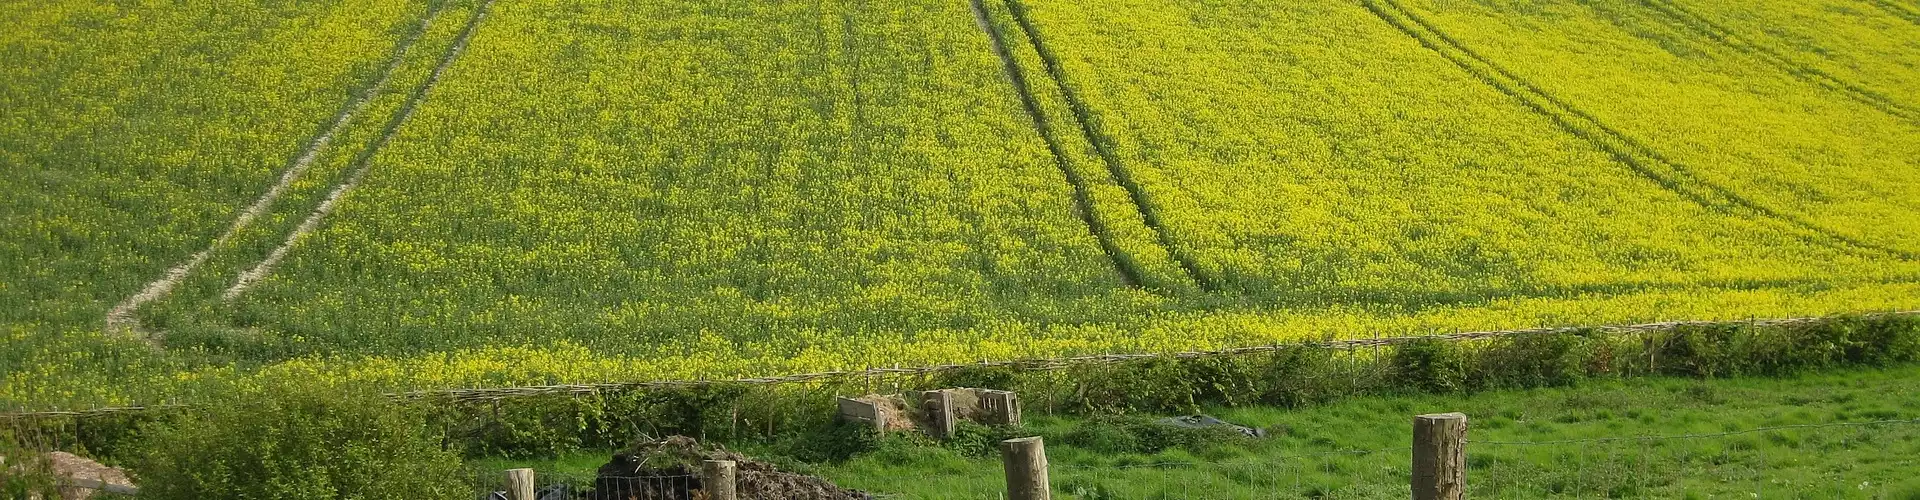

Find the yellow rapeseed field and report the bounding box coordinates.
[3,0,1917,410]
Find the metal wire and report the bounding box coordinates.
[1469,418,1920,446]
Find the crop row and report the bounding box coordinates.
[1679,0,1920,108]
[7,0,1920,411]
[1395,0,1920,254]
[1360,0,1904,260]
[188,0,1145,358]
[0,0,442,333]
[1633,0,1919,122]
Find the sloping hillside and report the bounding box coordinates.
[3,0,1918,410]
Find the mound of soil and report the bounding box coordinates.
[588,436,871,500]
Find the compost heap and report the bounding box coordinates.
[590,436,872,500]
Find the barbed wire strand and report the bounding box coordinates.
[1470,417,1920,446]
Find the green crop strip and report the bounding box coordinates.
[968,0,1147,288]
[1636,0,1920,123]
[1000,0,1217,291]
[1360,0,1915,261]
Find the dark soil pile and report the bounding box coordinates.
[588,436,872,500]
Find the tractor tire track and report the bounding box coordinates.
[224,0,494,300]
[969,0,1146,287]
[1637,0,1920,122]
[1865,0,1920,25]
[105,3,451,332]
[1360,0,1914,260]
[1001,0,1217,290]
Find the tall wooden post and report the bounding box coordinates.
[1412,413,1468,500]
[1000,436,1050,500]
[703,460,738,500]
[504,468,535,500]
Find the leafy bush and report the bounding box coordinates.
[1473,332,1588,389]
[1253,346,1347,407]
[1391,340,1469,393]
[127,384,465,499]
[0,424,58,500]
[768,420,882,464]
[1070,358,1201,414]
[943,421,1029,458]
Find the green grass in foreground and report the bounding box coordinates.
[788,366,1920,499]
[469,365,1920,497]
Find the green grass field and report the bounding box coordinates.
[473,365,1920,498]
[830,365,1920,498]
[3,0,1919,410]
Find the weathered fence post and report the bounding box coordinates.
[703,459,738,500]
[1412,413,1468,500]
[1000,436,1050,500]
[504,468,536,500]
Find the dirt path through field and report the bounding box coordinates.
[104,5,450,332]
[224,0,494,300]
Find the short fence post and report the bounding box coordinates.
[504,468,535,500]
[703,459,738,500]
[1000,436,1050,500]
[1412,413,1468,500]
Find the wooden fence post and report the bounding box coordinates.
[1000,436,1050,500]
[703,460,738,500]
[504,468,535,500]
[1412,413,1467,500]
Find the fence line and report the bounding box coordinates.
[5,310,1915,419]
[991,415,1920,499]
[1470,417,1920,446]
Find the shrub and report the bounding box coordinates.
[1391,339,1469,394]
[1069,357,1200,414]
[768,419,881,464]
[0,424,59,500]
[1473,332,1587,389]
[943,421,1028,458]
[127,383,465,499]
[1253,346,1346,407]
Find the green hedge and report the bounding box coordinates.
[11,315,1920,463]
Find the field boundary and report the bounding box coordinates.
[103,2,453,332]
[1360,0,1913,261]
[969,0,1147,288]
[1636,0,1920,122]
[223,0,495,299]
[1000,0,1216,291]
[10,310,1913,418]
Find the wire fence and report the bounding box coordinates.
[850,418,1920,499]
[470,469,700,500]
